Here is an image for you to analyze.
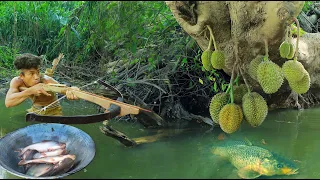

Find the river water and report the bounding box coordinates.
[0,95,320,179]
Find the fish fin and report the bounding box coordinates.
[14,148,23,156]
[211,147,228,157]
[238,167,261,179]
[244,137,253,146]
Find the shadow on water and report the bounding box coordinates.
[1,95,320,179]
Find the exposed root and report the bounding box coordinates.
[285,91,301,109]
[284,91,319,110]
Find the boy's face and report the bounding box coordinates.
[19,67,41,87]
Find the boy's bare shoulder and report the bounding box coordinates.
[42,74,59,84]
[10,77,24,87]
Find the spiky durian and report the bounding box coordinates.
[219,103,243,134]
[211,51,225,70]
[286,43,295,59]
[201,50,213,71]
[209,93,229,124]
[257,60,284,94]
[279,41,291,58]
[288,70,310,94]
[282,60,305,82]
[233,84,248,104]
[248,55,264,81]
[242,92,268,127]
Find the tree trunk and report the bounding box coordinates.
[166,1,320,109]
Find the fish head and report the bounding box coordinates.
[60,143,67,149]
[50,158,76,176]
[259,154,299,177]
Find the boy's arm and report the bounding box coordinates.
[5,78,51,108]
[45,76,79,100]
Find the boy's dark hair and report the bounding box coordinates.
[14,53,42,70]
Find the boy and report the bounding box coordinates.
[5,53,79,116]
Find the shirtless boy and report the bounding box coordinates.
[5,53,79,116]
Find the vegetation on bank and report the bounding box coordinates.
[0,1,318,125]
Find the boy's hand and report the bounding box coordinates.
[29,83,51,96]
[66,87,80,100]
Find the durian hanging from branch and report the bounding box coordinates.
[257,39,284,94]
[281,18,310,94]
[201,25,226,71]
[217,41,243,134]
[239,65,268,128]
[207,25,225,70]
[279,26,295,59]
[201,26,214,71]
[248,55,264,81]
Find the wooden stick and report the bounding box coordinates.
[19,83,152,117]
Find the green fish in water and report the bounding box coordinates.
[212,140,299,179]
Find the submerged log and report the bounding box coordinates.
[99,124,137,147]
[99,121,202,147]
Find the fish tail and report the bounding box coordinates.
[211,146,218,154]
[211,146,227,157]
[18,160,26,166]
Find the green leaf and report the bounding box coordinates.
[214,82,217,92]
[199,78,204,85]
[181,57,187,67]
[222,83,228,91]
[58,27,66,37]
[71,26,81,40]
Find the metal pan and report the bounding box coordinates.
[0,123,95,179]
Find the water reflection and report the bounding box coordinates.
[1,95,320,179]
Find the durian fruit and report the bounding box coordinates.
[209,93,229,124]
[219,103,243,134]
[257,60,284,94]
[288,70,310,94]
[242,92,268,127]
[211,51,225,70]
[286,43,295,59]
[282,59,305,82]
[279,41,291,58]
[201,50,213,71]
[248,55,264,81]
[233,84,247,104]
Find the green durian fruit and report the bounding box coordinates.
[288,70,310,94]
[209,92,229,124]
[248,55,264,81]
[279,41,291,58]
[242,92,268,127]
[219,103,243,134]
[282,60,305,82]
[233,84,248,104]
[211,51,225,70]
[286,43,295,59]
[201,50,213,71]
[257,60,284,94]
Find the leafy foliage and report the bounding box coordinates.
[302,1,319,12]
[0,1,227,110]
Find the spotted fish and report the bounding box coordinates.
[211,140,299,179]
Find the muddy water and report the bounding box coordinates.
[0,95,320,179]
